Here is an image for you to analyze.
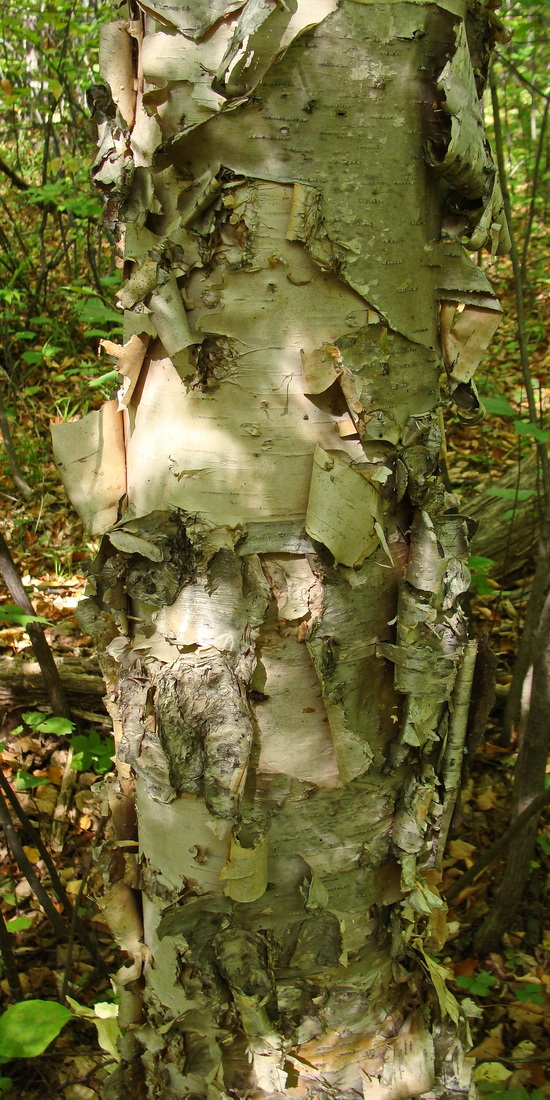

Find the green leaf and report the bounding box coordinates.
[88,370,120,388]
[22,711,48,729]
[515,983,544,1004]
[5,916,33,933]
[71,747,93,771]
[455,971,497,996]
[0,1077,13,1095]
[0,606,50,628]
[468,556,496,574]
[514,419,549,443]
[537,832,550,855]
[0,1000,71,1060]
[20,350,43,366]
[471,575,493,595]
[486,487,535,501]
[483,395,516,417]
[15,770,49,790]
[35,717,75,736]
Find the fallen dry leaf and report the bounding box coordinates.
[22,846,40,863]
[470,1023,505,1060]
[448,839,477,865]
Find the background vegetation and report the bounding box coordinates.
[0,0,549,1096]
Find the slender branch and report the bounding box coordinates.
[444,784,550,902]
[496,54,550,102]
[0,769,105,970]
[0,529,71,718]
[490,72,550,500]
[0,787,69,940]
[521,96,550,275]
[0,153,29,191]
[0,907,24,1001]
[0,392,33,499]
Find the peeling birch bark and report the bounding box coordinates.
[53,0,506,1096]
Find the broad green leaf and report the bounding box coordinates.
[483,395,516,417]
[0,999,71,1060]
[514,419,549,443]
[486,487,534,501]
[515,983,544,1004]
[5,916,33,933]
[15,771,49,790]
[0,606,49,628]
[468,555,496,573]
[35,717,75,736]
[22,712,48,728]
[456,971,497,996]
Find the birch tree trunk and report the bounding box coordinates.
[53,1,508,1096]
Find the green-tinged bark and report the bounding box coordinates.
[53,1,506,1095]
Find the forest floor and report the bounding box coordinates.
[0,259,549,1099]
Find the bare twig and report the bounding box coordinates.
[0,907,24,1001]
[0,392,33,499]
[0,786,69,940]
[0,769,105,970]
[445,785,550,902]
[0,529,71,718]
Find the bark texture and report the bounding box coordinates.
[53,1,506,1096]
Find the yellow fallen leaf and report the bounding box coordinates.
[470,1024,504,1060]
[448,839,477,865]
[66,879,85,895]
[22,846,40,863]
[46,765,64,786]
[476,788,498,810]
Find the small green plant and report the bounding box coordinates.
[0,605,50,629]
[12,712,114,777]
[15,712,75,737]
[514,982,544,1005]
[468,556,496,595]
[70,728,114,775]
[455,970,498,997]
[0,999,72,1070]
[5,916,33,933]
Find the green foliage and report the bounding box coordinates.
[15,770,49,790]
[0,0,117,496]
[455,970,498,996]
[514,420,548,443]
[5,916,33,933]
[19,712,74,736]
[478,1089,544,1100]
[468,555,496,595]
[514,982,544,1004]
[536,832,550,855]
[483,396,517,417]
[0,605,49,628]
[0,999,71,1062]
[486,487,535,501]
[11,711,114,776]
[70,728,114,775]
